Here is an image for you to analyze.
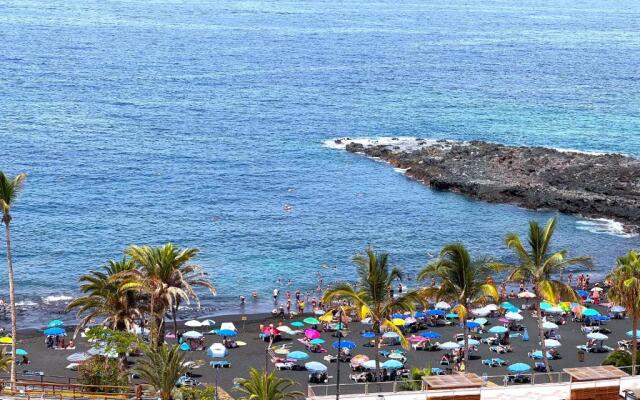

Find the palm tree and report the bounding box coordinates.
[135,344,188,400]
[323,247,421,383]
[500,217,592,373]
[126,243,208,346]
[0,171,26,388]
[418,243,498,363]
[606,250,640,374]
[67,258,141,333]
[234,368,302,400]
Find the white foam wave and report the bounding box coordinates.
[42,294,73,303]
[576,218,638,238]
[393,167,408,174]
[16,300,38,307]
[323,137,457,153]
[553,147,623,156]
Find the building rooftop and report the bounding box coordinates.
[564,365,629,382]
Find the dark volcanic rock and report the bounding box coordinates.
[344,140,640,229]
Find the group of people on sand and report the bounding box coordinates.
[45,335,74,350]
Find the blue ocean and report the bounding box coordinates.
[1,0,639,326]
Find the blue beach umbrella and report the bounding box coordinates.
[218,329,237,337]
[382,332,399,338]
[179,342,191,351]
[532,351,552,359]
[415,312,427,318]
[44,327,65,336]
[500,302,515,309]
[361,331,376,338]
[489,326,508,334]
[309,339,325,345]
[627,330,640,339]
[48,320,64,328]
[582,308,599,317]
[426,309,445,316]
[508,363,531,373]
[539,302,553,310]
[332,340,356,350]
[287,351,309,361]
[421,332,442,339]
[391,313,406,319]
[576,290,589,297]
[291,321,305,328]
[474,318,488,325]
[305,362,327,372]
[445,312,458,319]
[16,349,28,356]
[466,321,481,329]
[382,360,403,369]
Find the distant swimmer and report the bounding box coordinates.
[252,290,258,300]
[287,187,296,192]
[211,216,222,223]
[283,204,293,212]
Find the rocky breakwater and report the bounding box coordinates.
[338,138,640,230]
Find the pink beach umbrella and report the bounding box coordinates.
[498,318,509,323]
[304,329,321,339]
[408,336,427,343]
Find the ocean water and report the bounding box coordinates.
[1,0,639,327]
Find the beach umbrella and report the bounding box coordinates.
[500,302,515,309]
[421,332,442,339]
[0,337,12,344]
[388,352,405,360]
[361,331,376,338]
[587,332,608,340]
[303,317,320,325]
[405,317,417,325]
[484,304,499,311]
[391,313,406,319]
[382,332,399,338]
[611,306,625,313]
[305,361,327,372]
[200,319,216,326]
[531,351,552,359]
[350,354,369,366]
[218,329,237,337]
[465,339,480,346]
[332,340,356,350]
[304,329,321,339]
[445,312,458,319]
[276,325,292,333]
[179,342,191,351]
[182,331,203,339]
[47,320,64,328]
[16,348,28,356]
[518,291,536,299]
[546,306,564,314]
[539,302,553,310]
[291,321,304,328]
[392,318,406,326]
[382,360,403,369]
[314,309,325,316]
[627,330,640,339]
[274,347,290,355]
[471,308,490,317]
[435,301,451,310]
[572,304,585,314]
[498,318,509,323]
[542,321,558,330]
[362,360,379,369]
[309,338,325,345]
[576,290,589,297]
[474,318,488,326]
[508,363,531,373]
[415,311,427,318]
[67,352,90,362]
[185,320,201,328]
[439,341,460,350]
[505,312,523,321]
[489,326,508,334]
[43,327,65,336]
[408,336,427,343]
[593,315,610,321]
[591,287,603,292]
[319,312,334,322]
[466,321,481,329]
[582,308,600,317]
[361,317,372,325]
[287,351,309,361]
[207,343,228,358]
[544,339,561,348]
[426,309,445,316]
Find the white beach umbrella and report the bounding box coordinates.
[182,330,203,339]
[542,321,559,330]
[544,339,561,348]
[220,322,237,332]
[439,341,461,350]
[484,304,499,311]
[587,332,608,341]
[185,320,202,328]
[505,312,523,321]
[591,287,603,292]
[200,319,216,326]
[471,308,490,317]
[546,306,564,314]
[435,301,451,310]
[518,291,536,299]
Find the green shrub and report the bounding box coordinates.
[78,357,129,392]
[602,350,633,373]
[176,385,216,400]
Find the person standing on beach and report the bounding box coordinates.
[272,288,279,303]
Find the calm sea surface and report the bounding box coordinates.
[1,0,639,326]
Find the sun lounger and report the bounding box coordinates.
[275,362,294,370]
[210,360,231,368]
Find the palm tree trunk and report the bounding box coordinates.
[150,295,156,348]
[4,222,17,390]
[463,319,469,364]
[374,322,381,389]
[171,303,178,336]
[632,316,638,375]
[537,307,551,374]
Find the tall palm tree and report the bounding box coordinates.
[499,217,592,373]
[126,243,207,346]
[0,171,26,388]
[167,259,215,337]
[135,344,188,400]
[418,243,498,363]
[606,250,640,375]
[323,247,421,383]
[234,368,302,400]
[67,258,141,333]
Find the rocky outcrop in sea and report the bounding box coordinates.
[332,137,640,231]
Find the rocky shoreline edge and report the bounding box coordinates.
[329,137,640,234]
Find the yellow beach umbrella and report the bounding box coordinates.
[319,312,333,323]
[392,318,406,326]
[0,337,13,344]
